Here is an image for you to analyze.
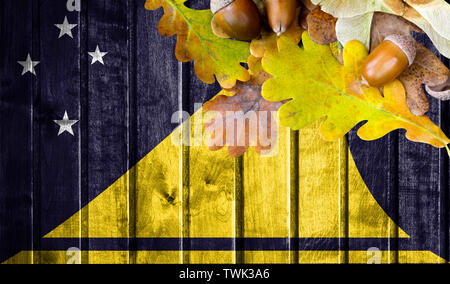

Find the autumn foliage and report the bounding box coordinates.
[146,0,450,157]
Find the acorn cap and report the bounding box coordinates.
[211,0,235,14]
[384,34,417,66]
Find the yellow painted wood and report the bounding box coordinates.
[2,251,33,264]
[297,121,410,263]
[338,138,348,263]
[175,108,236,263]
[45,113,186,264]
[298,120,342,263]
[348,152,408,237]
[242,123,291,263]
[398,251,446,264]
[3,250,446,264]
[187,145,235,263]
[136,251,182,264]
[298,121,340,237]
[89,169,130,264]
[17,108,434,264]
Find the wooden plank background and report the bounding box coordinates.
[0,0,449,264]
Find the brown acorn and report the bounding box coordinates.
[211,0,261,41]
[362,34,416,87]
[266,0,298,36]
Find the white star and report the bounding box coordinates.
[17,54,40,76]
[54,111,79,136]
[88,45,108,65]
[55,16,77,38]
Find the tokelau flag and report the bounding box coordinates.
[1,0,450,264]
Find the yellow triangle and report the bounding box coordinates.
[46,109,408,239]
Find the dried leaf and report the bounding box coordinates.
[145,0,250,88]
[403,0,450,41]
[311,0,450,58]
[370,13,449,116]
[311,0,406,17]
[261,33,450,153]
[306,7,337,44]
[426,77,450,101]
[203,58,284,157]
[402,2,450,58]
[336,12,374,49]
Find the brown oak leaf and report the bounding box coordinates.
[370,12,449,116]
[426,77,450,101]
[203,58,285,157]
[306,6,337,44]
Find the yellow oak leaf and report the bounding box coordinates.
[145,0,250,88]
[262,32,450,153]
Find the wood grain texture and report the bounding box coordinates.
[243,123,291,263]
[187,113,235,264]
[0,0,34,264]
[2,0,450,264]
[33,0,82,264]
[298,120,342,263]
[135,0,180,264]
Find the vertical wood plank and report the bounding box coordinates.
[235,157,244,263]
[298,121,342,263]
[398,98,443,263]
[79,0,89,265]
[127,0,138,265]
[242,124,291,263]
[180,0,235,264]
[289,130,299,263]
[32,0,82,264]
[397,34,448,263]
[185,86,235,263]
[135,0,181,263]
[348,132,400,264]
[85,0,130,264]
[180,61,190,264]
[338,138,349,264]
[0,0,34,264]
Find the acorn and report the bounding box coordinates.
[266,0,298,36]
[361,34,416,87]
[211,0,261,41]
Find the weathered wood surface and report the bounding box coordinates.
[1,0,450,264]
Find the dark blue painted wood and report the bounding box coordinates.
[33,1,81,265]
[0,0,34,262]
[135,0,179,159]
[84,0,131,256]
[350,33,450,261]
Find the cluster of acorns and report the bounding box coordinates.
[211,0,417,89]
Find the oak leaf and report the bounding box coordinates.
[203,58,284,157]
[145,0,250,88]
[261,33,450,153]
[306,6,337,44]
[426,77,450,101]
